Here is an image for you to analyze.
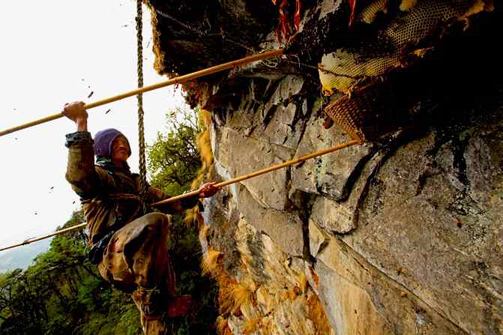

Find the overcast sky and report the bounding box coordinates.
[0,0,187,248]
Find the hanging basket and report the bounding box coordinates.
[323,80,410,143]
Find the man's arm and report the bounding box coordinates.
[146,187,188,214]
[63,101,100,198]
[64,101,88,131]
[148,182,221,214]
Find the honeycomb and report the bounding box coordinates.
[320,0,493,142]
[323,82,401,143]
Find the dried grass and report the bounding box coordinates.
[299,273,308,294]
[183,206,204,228]
[201,249,222,277]
[184,109,214,227]
[199,224,210,243]
[147,5,167,76]
[307,294,332,335]
[243,318,261,335]
[196,109,213,169]
[216,316,232,335]
[219,281,255,316]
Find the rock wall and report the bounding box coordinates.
[204,76,503,334]
[147,0,502,333]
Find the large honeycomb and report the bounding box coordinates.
[320,0,494,142]
[323,81,406,143]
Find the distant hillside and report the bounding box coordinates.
[0,238,52,273]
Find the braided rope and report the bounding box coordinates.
[136,0,148,206]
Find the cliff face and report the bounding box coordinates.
[147,1,502,333]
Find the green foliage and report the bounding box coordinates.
[0,212,141,335]
[148,107,202,196]
[164,216,219,334]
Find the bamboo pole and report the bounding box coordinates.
[0,223,87,252]
[152,139,360,206]
[0,49,284,137]
[0,139,360,252]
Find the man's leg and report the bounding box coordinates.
[129,213,192,319]
[129,213,176,295]
[98,212,175,335]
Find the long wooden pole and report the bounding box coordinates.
[152,139,360,206]
[0,140,359,252]
[0,223,87,252]
[0,49,284,137]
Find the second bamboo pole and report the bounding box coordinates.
[0,223,87,252]
[152,139,360,206]
[0,139,360,252]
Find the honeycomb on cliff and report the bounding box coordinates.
[319,0,494,142]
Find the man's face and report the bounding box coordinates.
[111,135,130,165]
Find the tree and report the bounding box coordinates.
[0,211,142,335]
[148,107,219,335]
[148,106,202,196]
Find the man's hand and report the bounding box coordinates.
[198,182,220,198]
[63,101,88,131]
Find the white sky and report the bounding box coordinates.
[0,0,188,248]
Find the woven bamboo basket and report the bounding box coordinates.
[323,81,409,143]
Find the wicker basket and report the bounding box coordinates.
[323,81,409,143]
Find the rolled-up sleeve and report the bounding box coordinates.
[65,131,100,198]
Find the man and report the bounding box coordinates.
[63,101,219,334]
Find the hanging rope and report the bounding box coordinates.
[136,0,148,207]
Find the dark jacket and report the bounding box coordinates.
[65,131,198,245]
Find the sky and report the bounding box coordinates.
[0,0,188,248]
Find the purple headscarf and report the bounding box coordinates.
[93,128,131,157]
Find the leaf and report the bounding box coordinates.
[348,0,357,27]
